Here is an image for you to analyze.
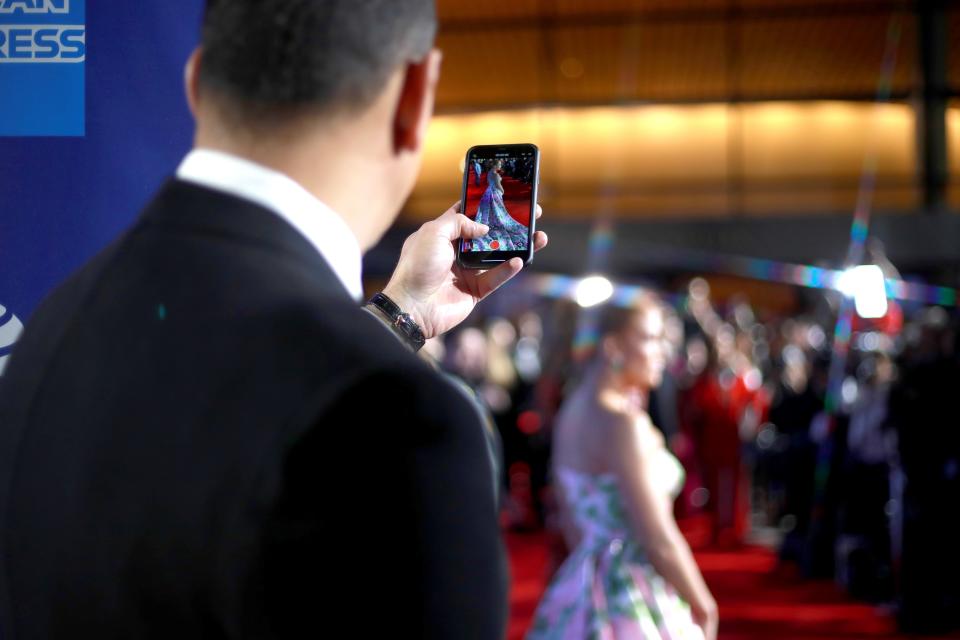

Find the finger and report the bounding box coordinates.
[533,230,548,252]
[535,204,543,220]
[435,212,488,241]
[448,200,462,214]
[474,258,523,300]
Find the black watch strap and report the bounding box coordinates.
[366,292,426,352]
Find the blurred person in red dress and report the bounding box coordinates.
[682,280,769,546]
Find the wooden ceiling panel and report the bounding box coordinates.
[732,0,905,8]
[435,29,544,108]
[434,0,925,111]
[552,0,727,16]
[549,23,730,103]
[737,13,917,98]
[437,0,724,22]
[437,0,909,22]
[436,0,542,22]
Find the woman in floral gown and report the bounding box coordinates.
[473,159,528,251]
[528,297,718,640]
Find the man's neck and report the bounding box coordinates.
[192,128,388,251]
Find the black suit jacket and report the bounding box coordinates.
[0,181,507,639]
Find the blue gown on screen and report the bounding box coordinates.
[473,170,528,252]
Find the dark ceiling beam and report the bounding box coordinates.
[439,1,916,33]
[915,0,949,213]
[365,211,960,279]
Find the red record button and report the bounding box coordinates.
[490,240,500,250]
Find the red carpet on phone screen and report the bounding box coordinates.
[504,517,955,640]
[464,167,532,228]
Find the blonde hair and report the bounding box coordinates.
[596,293,664,340]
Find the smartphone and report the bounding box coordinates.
[457,143,540,269]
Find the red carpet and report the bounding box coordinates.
[505,526,958,640]
[464,167,532,227]
[506,530,552,640]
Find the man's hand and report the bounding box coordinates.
[382,202,547,339]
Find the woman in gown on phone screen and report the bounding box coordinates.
[473,159,528,252]
[528,297,718,640]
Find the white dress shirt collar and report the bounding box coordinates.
[176,148,364,301]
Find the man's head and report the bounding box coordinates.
[185,0,440,249]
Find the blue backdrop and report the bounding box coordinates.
[1,2,204,329]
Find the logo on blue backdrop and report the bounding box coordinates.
[0,0,71,15]
[0,304,24,376]
[0,0,85,135]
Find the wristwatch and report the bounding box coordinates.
[365,292,426,352]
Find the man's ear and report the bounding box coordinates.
[184,47,203,119]
[393,49,442,154]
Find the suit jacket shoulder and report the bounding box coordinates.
[0,180,507,639]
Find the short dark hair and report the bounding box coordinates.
[199,0,436,124]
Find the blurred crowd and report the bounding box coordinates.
[427,275,960,636]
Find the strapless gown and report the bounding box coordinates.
[527,449,704,639]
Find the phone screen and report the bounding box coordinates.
[460,145,538,260]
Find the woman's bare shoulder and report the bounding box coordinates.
[594,391,639,429]
[594,394,666,452]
